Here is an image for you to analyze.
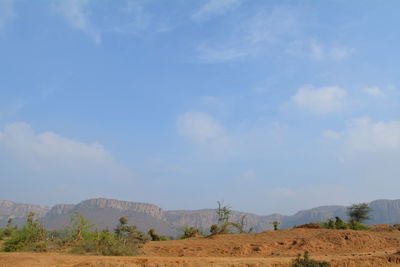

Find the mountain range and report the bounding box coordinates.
[1,198,400,236]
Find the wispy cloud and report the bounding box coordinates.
[363,87,385,97]
[196,7,302,63]
[192,0,243,22]
[290,85,347,114]
[0,0,16,31]
[0,122,130,178]
[286,39,352,61]
[322,117,400,188]
[109,1,171,35]
[52,0,101,43]
[197,6,353,63]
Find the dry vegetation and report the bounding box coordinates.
[1,203,400,266]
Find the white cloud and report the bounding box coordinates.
[0,122,129,177]
[344,117,400,152]
[192,0,242,22]
[0,0,15,31]
[177,112,225,143]
[53,0,101,43]
[363,87,385,97]
[291,85,347,114]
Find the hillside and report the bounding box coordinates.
[1,198,400,236]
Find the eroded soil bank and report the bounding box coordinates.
[2,227,400,266]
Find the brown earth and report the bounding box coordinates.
[1,228,400,266]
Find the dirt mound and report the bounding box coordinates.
[143,228,400,257]
[294,223,323,229]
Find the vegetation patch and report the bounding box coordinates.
[292,251,331,267]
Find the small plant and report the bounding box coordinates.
[271,221,280,231]
[235,215,254,233]
[210,224,219,235]
[292,251,331,267]
[209,201,252,235]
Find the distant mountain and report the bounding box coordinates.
[0,200,50,227]
[1,198,400,236]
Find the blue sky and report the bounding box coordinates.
[1,0,399,215]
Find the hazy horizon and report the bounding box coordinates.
[1,0,399,215]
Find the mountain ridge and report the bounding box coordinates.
[1,198,400,236]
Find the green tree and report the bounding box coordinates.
[347,203,371,223]
[119,216,128,226]
[216,201,231,225]
[68,212,96,243]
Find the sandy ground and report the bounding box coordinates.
[1,227,400,266]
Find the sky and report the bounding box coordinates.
[0,0,399,215]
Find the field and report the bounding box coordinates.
[1,226,400,266]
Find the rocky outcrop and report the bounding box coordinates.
[74,198,165,219]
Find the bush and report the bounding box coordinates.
[159,235,170,241]
[335,217,348,229]
[348,219,369,230]
[148,229,160,241]
[4,212,47,252]
[320,216,370,230]
[179,226,201,239]
[71,216,148,256]
[292,251,331,267]
[71,230,139,256]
